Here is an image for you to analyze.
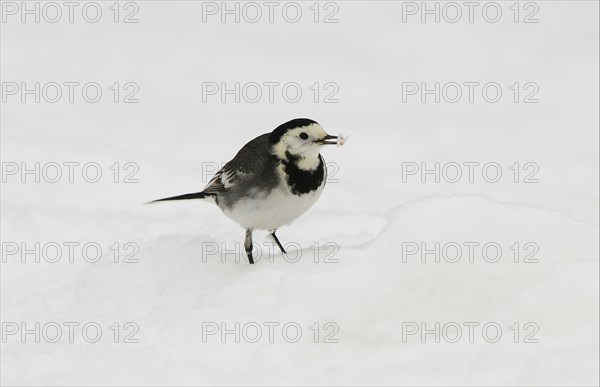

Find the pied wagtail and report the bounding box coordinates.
[150,118,344,264]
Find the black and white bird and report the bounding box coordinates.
[150,118,343,264]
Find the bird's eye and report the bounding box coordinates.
[299,132,309,140]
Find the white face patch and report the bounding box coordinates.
[272,123,330,171]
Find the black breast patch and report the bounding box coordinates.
[282,153,325,195]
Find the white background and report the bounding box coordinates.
[1,1,598,385]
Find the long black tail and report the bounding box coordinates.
[146,192,212,204]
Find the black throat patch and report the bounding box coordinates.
[281,152,325,196]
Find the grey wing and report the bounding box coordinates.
[201,133,273,195]
[201,168,234,195]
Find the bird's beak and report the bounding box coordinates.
[318,134,338,145]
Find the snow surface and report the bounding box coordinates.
[1,1,598,385]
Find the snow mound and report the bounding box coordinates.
[1,195,598,385]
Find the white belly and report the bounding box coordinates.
[222,182,325,230]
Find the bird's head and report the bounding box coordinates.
[269,118,337,169]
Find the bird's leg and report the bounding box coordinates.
[245,229,254,264]
[269,229,287,255]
